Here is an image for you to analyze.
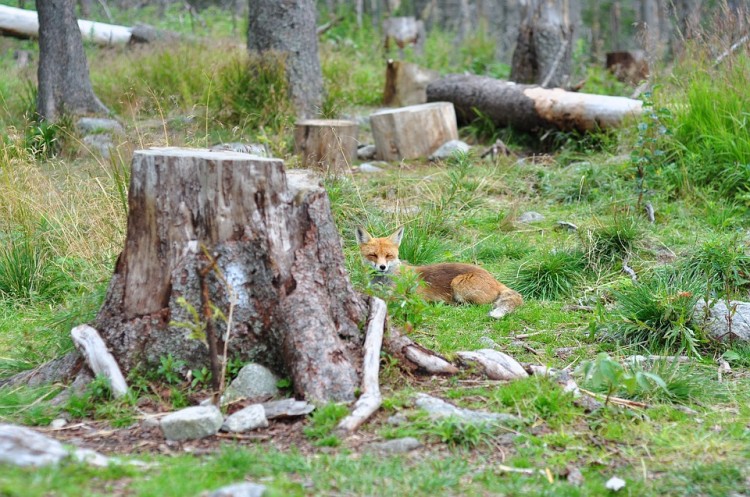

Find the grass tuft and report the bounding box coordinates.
[512,249,586,300]
[600,268,704,355]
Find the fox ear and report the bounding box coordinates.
[388,226,404,246]
[355,227,372,244]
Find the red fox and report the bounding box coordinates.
[355,226,523,319]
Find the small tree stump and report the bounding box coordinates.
[383,60,440,107]
[383,16,425,57]
[294,119,358,174]
[370,102,458,161]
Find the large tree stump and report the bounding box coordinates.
[294,119,358,174]
[93,148,367,402]
[427,74,643,133]
[370,102,458,161]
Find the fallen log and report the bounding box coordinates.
[427,74,643,133]
[0,5,165,46]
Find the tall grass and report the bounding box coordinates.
[662,50,750,200]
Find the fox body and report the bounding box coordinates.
[356,226,523,319]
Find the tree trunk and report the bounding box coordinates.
[247,0,323,119]
[510,0,577,88]
[92,148,368,402]
[35,0,109,121]
[427,74,642,132]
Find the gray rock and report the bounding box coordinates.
[209,142,270,157]
[694,300,750,342]
[261,398,315,419]
[82,134,114,159]
[0,424,68,467]
[386,412,408,426]
[413,393,520,425]
[357,144,377,160]
[223,364,280,403]
[429,140,470,161]
[517,211,545,224]
[222,404,269,433]
[358,161,387,173]
[160,406,224,441]
[76,117,124,135]
[366,437,422,455]
[478,336,500,349]
[50,418,67,429]
[207,482,267,497]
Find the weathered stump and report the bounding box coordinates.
[370,102,458,161]
[383,16,425,57]
[93,147,368,402]
[427,74,643,132]
[383,60,440,107]
[294,119,358,175]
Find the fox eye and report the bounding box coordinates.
[385,255,394,260]
[367,255,378,261]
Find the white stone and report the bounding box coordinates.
[222,404,269,433]
[517,211,545,223]
[222,364,280,404]
[414,394,520,425]
[207,482,267,497]
[694,300,750,342]
[429,139,470,161]
[0,424,68,467]
[160,406,224,441]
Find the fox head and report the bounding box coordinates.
[355,226,404,274]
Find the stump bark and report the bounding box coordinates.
[370,102,458,161]
[294,119,358,175]
[93,148,368,402]
[427,74,643,132]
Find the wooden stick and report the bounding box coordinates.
[70,325,128,398]
[336,297,387,433]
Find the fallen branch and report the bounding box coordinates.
[384,325,459,375]
[337,297,387,433]
[70,325,128,398]
[714,33,750,66]
[578,387,649,409]
[622,258,637,282]
[456,350,529,381]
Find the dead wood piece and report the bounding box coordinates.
[294,119,358,175]
[644,202,655,223]
[370,102,458,161]
[480,139,513,159]
[337,297,387,433]
[456,349,529,381]
[714,34,750,66]
[71,325,128,398]
[0,5,132,45]
[622,259,637,282]
[261,399,315,419]
[383,60,440,107]
[427,74,643,133]
[384,326,458,375]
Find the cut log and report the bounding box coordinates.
[0,5,133,45]
[337,296,386,433]
[294,119,359,175]
[70,325,128,398]
[427,74,643,133]
[370,102,458,161]
[383,60,440,107]
[92,148,368,403]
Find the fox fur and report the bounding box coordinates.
[356,226,523,319]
